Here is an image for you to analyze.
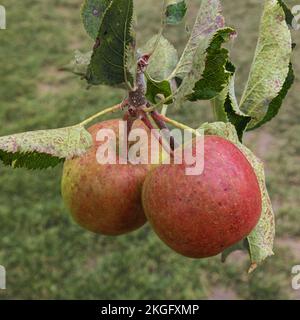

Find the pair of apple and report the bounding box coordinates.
[61,119,262,258]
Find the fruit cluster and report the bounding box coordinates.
[62,119,262,259]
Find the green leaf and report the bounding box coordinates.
[187,28,234,101]
[221,239,249,263]
[211,93,228,123]
[141,35,178,81]
[165,0,187,25]
[145,76,172,104]
[224,101,251,143]
[86,0,136,87]
[240,0,293,129]
[81,0,113,40]
[61,50,92,76]
[278,0,295,27]
[212,63,251,141]
[173,27,233,108]
[199,122,275,271]
[0,126,92,170]
[249,63,294,131]
[169,0,225,80]
[141,35,178,104]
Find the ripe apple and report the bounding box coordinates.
[61,119,155,236]
[142,135,262,258]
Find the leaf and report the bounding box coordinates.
[145,76,172,104]
[278,0,295,27]
[224,74,251,141]
[249,63,294,131]
[212,63,251,141]
[211,92,228,122]
[211,72,251,141]
[141,35,177,105]
[81,0,113,40]
[141,35,178,81]
[165,0,187,25]
[61,50,92,76]
[224,103,251,143]
[240,0,293,129]
[187,28,235,101]
[0,126,92,170]
[221,239,249,263]
[199,122,275,270]
[86,0,136,87]
[173,27,233,108]
[169,0,225,80]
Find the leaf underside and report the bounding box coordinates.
[0,126,92,170]
[240,0,293,129]
[174,27,233,108]
[141,35,178,81]
[62,50,92,76]
[171,0,225,80]
[141,35,178,104]
[170,0,230,108]
[213,63,251,141]
[188,28,234,101]
[249,63,294,131]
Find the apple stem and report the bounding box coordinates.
[123,111,135,138]
[139,110,174,156]
[79,104,121,127]
[152,113,200,136]
[143,94,174,113]
[150,110,176,150]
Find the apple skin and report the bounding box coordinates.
[142,135,262,258]
[61,119,152,236]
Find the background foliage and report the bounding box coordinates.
[0,0,299,299]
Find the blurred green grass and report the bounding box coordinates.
[0,0,299,299]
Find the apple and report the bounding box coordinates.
[142,135,262,258]
[61,119,154,236]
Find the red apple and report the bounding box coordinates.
[61,119,153,236]
[142,135,262,258]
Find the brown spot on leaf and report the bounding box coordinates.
[93,38,101,50]
[276,14,284,22]
[92,8,100,17]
